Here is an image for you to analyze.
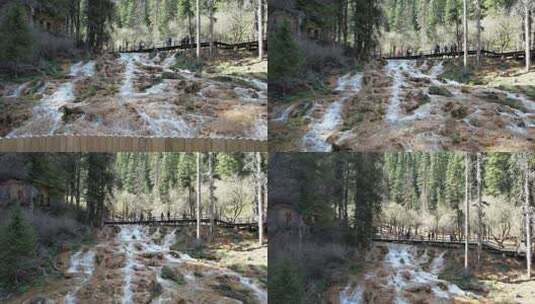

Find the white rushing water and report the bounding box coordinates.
[5,52,266,139]
[64,249,95,304]
[7,60,96,137]
[115,225,266,304]
[385,60,409,124]
[303,72,363,152]
[339,244,468,304]
[119,53,138,97]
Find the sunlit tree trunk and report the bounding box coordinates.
[525,3,531,72]
[464,153,470,274]
[463,0,468,71]
[258,0,263,59]
[196,152,201,240]
[476,153,482,266]
[196,0,201,59]
[524,155,532,278]
[208,0,214,57]
[257,152,263,245]
[476,0,481,67]
[209,152,215,241]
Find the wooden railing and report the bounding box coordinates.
[0,135,267,152]
[118,40,267,54]
[373,233,525,257]
[104,217,260,230]
[385,49,535,60]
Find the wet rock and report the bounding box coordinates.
[60,106,85,123]
[161,265,186,285]
[212,275,258,304]
[442,102,468,119]
[104,254,126,269]
[409,76,431,84]
[401,270,412,280]
[177,80,201,94]
[404,91,430,112]
[162,71,182,80]
[26,296,55,304]
[405,283,432,293]
[428,85,452,97]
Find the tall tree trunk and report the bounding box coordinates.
[208,1,214,57]
[524,155,532,278]
[208,153,215,241]
[196,0,201,59]
[464,153,470,275]
[258,0,263,59]
[257,152,263,245]
[476,153,482,266]
[525,4,531,72]
[476,0,481,67]
[463,0,468,71]
[196,152,201,240]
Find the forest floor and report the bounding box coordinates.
[0,49,267,140]
[269,57,535,152]
[5,225,267,304]
[329,242,533,304]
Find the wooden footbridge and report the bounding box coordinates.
[373,234,527,258]
[385,49,535,61]
[104,217,261,231]
[118,40,267,54]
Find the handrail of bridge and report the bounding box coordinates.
[373,234,523,256]
[104,217,260,230]
[0,135,268,152]
[117,40,267,54]
[384,48,535,60]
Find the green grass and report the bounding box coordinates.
[173,54,204,72]
[440,60,476,84]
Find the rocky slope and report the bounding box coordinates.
[1,52,267,140]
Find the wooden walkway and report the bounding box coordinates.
[0,135,267,152]
[385,49,535,61]
[104,218,259,230]
[373,235,524,257]
[119,40,267,54]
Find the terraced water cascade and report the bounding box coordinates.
[339,243,471,304]
[64,249,96,304]
[302,72,363,151]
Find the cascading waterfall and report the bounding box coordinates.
[6,60,96,137]
[385,60,409,124]
[64,249,95,304]
[115,225,266,304]
[303,72,363,152]
[339,244,469,304]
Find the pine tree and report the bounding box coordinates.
[269,21,303,80]
[0,2,34,69]
[0,206,37,288]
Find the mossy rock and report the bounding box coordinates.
[428,85,452,97]
[61,106,84,123]
[212,275,259,304]
[161,71,183,80]
[161,266,185,285]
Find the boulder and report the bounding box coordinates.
[428,85,453,97]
